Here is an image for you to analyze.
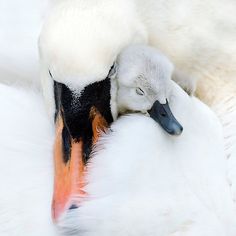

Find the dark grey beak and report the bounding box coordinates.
[148,100,183,135]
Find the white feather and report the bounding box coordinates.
[39,0,236,202]
[0,84,57,236]
[39,0,147,89]
[59,82,236,236]
[1,1,236,235]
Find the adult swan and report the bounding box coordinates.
[39,0,236,219]
[1,80,235,235]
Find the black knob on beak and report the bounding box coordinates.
[148,100,183,135]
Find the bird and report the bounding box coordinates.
[1,76,236,236]
[39,0,236,206]
[48,44,184,221]
[39,0,236,107]
[50,44,236,235]
[58,80,236,236]
[1,0,236,234]
[0,83,57,236]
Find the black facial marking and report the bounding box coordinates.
[61,125,71,163]
[53,78,113,163]
[69,204,78,210]
[53,80,61,122]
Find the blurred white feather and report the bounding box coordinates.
[60,83,236,236]
[0,1,236,235]
[0,84,57,236]
[0,0,51,87]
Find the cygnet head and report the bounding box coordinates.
[113,44,183,135]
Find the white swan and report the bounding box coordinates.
[58,81,236,236]
[1,0,236,234]
[39,0,236,104]
[39,0,236,200]
[1,43,235,235]
[0,84,57,236]
[53,44,236,235]
[1,79,235,236]
[50,44,183,221]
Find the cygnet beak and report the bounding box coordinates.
[148,100,183,135]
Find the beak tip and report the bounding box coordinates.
[169,125,183,136]
[166,121,183,136]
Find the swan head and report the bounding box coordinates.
[113,44,183,136]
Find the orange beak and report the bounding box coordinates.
[52,107,108,222]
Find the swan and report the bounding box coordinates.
[58,81,236,236]
[1,0,236,234]
[1,46,236,235]
[50,44,184,221]
[51,44,236,235]
[39,0,236,105]
[39,0,236,201]
[0,84,57,236]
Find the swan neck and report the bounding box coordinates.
[110,78,118,120]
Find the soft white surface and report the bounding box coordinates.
[0,81,235,236]
[213,95,236,203]
[0,84,56,236]
[1,1,236,235]
[40,0,236,218]
[60,83,236,236]
[39,0,147,89]
[0,0,51,86]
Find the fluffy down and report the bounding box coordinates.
[0,84,57,236]
[59,82,236,236]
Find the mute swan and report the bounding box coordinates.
[51,44,184,221]
[0,84,57,236]
[59,81,236,236]
[39,0,236,104]
[39,0,236,201]
[114,44,183,135]
[1,2,235,235]
[0,44,235,234]
[50,44,236,235]
[1,81,235,236]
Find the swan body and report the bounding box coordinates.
[61,82,236,236]
[39,0,236,201]
[50,44,183,220]
[0,82,235,235]
[1,0,236,234]
[0,84,56,236]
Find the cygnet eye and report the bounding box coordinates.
[136,87,145,96]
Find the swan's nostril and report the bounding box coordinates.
[69,204,78,210]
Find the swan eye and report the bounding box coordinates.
[136,87,145,96]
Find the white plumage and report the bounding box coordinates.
[1,78,236,236]
[1,81,236,236]
[39,0,236,203]
[0,84,56,236]
[1,0,236,235]
[59,82,236,236]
